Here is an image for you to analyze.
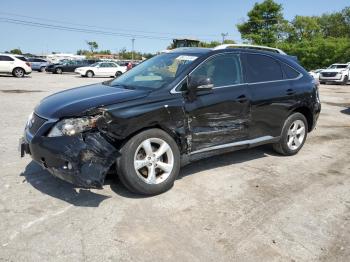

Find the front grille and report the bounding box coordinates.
[28,114,47,135]
[321,72,337,77]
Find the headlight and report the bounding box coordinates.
[26,112,34,127]
[48,115,100,137]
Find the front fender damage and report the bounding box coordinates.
[47,133,117,188]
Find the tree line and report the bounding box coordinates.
[237,0,350,70]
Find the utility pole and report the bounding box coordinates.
[131,38,135,61]
[221,33,228,44]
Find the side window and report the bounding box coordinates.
[245,54,283,83]
[190,53,243,87]
[281,63,301,79]
[0,55,14,61]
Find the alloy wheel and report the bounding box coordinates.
[14,68,24,77]
[134,138,174,184]
[287,120,306,150]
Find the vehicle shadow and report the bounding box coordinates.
[111,145,277,198]
[340,108,350,115]
[0,74,31,78]
[21,145,277,201]
[20,161,111,207]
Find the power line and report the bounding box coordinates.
[0,17,172,40]
[0,11,220,39]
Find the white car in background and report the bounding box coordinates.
[75,62,127,78]
[319,63,350,85]
[0,53,32,77]
[309,69,323,80]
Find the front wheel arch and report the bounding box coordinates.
[115,125,184,154]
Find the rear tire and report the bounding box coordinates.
[115,71,122,77]
[86,70,94,78]
[273,113,308,156]
[12,67,25,78]
[116,128,180,195]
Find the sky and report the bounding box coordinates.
[0,0,349,55]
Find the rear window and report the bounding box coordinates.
[245,54,283,83]
[16,56,27,62]
[0,55,14,61]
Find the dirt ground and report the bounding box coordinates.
[0,72,349,262]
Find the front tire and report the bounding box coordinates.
[40,66,46,72]
[12,67,25,78]
[116,129,180,195]
[342,76,348,85]
[55,68,63,74]
[273,113,308,156]
[86,70,94,78]
[115,71,122,77]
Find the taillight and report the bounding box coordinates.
[26,62,31,67]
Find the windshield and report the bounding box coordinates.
[110,53,198,89]
[328,64,348,69]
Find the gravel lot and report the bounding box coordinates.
[0,72,349,262]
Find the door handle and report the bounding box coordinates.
[236,94,248,103]
[286,89,296,95]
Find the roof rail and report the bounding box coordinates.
[213,44,286,55]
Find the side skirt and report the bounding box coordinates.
[180,136,280,165]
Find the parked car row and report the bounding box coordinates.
[309,62,350,85]
[0,54,131,78]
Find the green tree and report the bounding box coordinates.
[237,0,286,45]
[199,41,222,48]
[10,48,22,55]
[319,9,350,38]
[86,41,98,53]
[277,37,350,70]
[76,49,89,55]
[288,16,322,41]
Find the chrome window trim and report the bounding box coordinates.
[170,52,303,94]
[190,135,275,155]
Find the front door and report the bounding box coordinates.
[183,53,251,153]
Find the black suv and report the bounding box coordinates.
[20,47,321,195]
[46,59,99,74]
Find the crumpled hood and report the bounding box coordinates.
[35,83,149,119]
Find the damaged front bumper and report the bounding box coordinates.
[20,128,117,188]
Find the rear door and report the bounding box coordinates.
[242,53,301,138]
[184,53,251,153]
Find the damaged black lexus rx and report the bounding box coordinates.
[20,47,321,195]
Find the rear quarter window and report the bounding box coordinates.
[245,54,283,83]
[281,63,301,79]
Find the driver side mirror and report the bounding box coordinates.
[186,75,213,101]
